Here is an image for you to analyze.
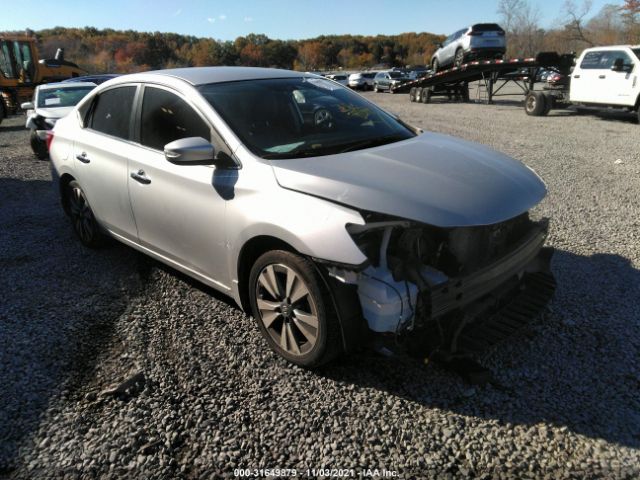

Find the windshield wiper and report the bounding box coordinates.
[338,134,409,153]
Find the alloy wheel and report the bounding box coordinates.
[255,263,319,356]
[69,186,95,243]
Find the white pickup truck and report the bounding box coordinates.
[525,45,640,121]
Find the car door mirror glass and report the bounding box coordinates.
[164,136,215,165]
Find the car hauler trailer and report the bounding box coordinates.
[392,52,574,105]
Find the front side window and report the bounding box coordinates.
[198,77,415,159]
[139,87,211,151]
[0,41,15,79]
[89,86,136,139]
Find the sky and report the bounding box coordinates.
[0,0,618,40]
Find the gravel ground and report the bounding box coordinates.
[1,88,639,480]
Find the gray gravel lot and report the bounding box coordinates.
[1,88,639,479]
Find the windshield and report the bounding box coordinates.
[37,86,94,108]
[198,77,415,159]
[389,71,404,78]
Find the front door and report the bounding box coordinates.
[127,85,229,288]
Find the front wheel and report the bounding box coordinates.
[249,250,341,367]
[373,83,379,93]
[432,58,439,73]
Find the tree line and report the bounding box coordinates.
[3,1,638,74]
[18,27,444,73]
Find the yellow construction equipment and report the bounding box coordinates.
[0,36,86,124]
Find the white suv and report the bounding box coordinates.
[431,24,506,72]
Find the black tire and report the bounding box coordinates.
[248,250,341,367]
[30,130,48,160]
[542,93,554,115]
[432,58,439,73]
[460,85,470,103]
[0,100,5,125]
[525,91,548,116]
[637,108,640,124]
[66,180,105,248]
[454,48,464,68]
[409,87,416,102]
[421,88,431,104]
[415,87,423,102]
[373,83,380,93]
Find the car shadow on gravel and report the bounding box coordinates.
[0,177,147,473]
[320,249,640,448]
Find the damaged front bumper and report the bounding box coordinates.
[325,217,556,354]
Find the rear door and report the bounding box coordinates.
[71,84,139,240]
[126,84,230,287]
[570,50,610,104]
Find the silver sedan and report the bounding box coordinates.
[49,67,554,367]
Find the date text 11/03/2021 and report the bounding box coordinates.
[233,468,399,477]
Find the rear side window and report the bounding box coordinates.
[580,51,631,70]
[90,86,136,139]
[140,87,211,151]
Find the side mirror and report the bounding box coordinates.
[164,137,215,165]
[611,58,632,72]
[21,101,34,110]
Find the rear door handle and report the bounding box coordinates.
[573,75,580,78]
[76,152,90,164]
[130,169,151,185]
[598,75,606,79]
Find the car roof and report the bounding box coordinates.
[120,66,308,86]
[583,44,640,51]
[38,81,97,90]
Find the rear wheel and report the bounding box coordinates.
[409,87,416,102]
[415,87,423,102]
[432,58,439,73]
[454,49,464,68]
[422,88,431,104]
[525,91,548,116]
[0,100,5,125]
[66,180,104,248]
[30,131,48,160]
[249,250,341,367]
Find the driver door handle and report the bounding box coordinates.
[598,75,606,79]
[130,169,151,185]
[76,152,90,164]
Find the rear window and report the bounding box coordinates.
[472,23,504,32]
[89,86,136,140]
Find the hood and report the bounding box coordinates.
[270,131,547,227]
[34,106,75,120]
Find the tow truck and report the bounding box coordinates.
[524,45,640,121]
